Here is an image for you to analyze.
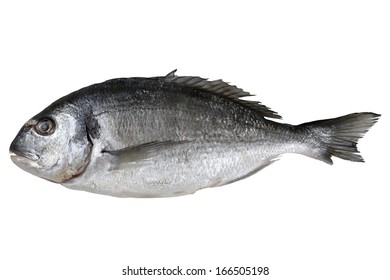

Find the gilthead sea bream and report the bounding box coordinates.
[10,71,380,197]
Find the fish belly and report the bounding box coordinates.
[62,141,285,197]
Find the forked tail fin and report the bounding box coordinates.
[298,113,380,164]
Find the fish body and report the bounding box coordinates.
[10,71,380,197]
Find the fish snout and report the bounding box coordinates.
[9,137,39,161]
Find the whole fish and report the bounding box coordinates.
[10,70,380,197]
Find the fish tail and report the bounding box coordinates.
[298,112,380,164]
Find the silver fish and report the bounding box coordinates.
[10,70,380,197]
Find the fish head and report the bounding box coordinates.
[10,106,92,183]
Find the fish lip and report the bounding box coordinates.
[9,147,40,161]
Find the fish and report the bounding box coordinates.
[10,70,380,198]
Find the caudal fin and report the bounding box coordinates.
[298,113,380,164]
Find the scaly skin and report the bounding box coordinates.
[10,74,379,197]
[60,78,302,197]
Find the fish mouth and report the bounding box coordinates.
[9,147,40,161]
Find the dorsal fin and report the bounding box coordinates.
[162,70,281,119]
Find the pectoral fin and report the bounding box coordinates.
[104,140,190,170]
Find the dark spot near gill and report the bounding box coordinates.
[85,114,101,140]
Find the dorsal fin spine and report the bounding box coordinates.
[162,70,282,119]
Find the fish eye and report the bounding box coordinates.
[35,118,56,136]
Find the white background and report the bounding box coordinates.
[0,1,389,279]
